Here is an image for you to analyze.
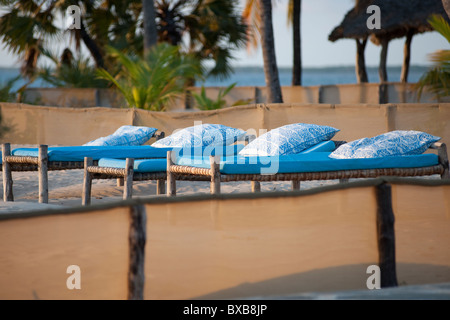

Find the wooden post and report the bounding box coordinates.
[378,38,389,83]
[438,143,449,179]
[2,143,14,202]
[210,155,220,195]
[400,31,413,83]
[128,204,147,300]
[155,131,165,141]
[117,178,124,187]
[156,179,165,195]
[167,151,176,196]
[292,180,300,191]
[375,183,398,288]
[356,38,368,83]
[38,145,48,204]
[378,83,388,104]
[123,158,134,200]
[251,181,261,192]
[82,157,93,206]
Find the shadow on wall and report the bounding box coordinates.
[190,263,450,300]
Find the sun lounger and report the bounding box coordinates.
[81,141,259,205]
[1,131,165,203]
[81,140,346,203]
[165,142,449,196]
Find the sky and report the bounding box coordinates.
[0,0,449,68]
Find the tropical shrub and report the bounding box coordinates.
[97,43,203,111]
[192,83,253,110]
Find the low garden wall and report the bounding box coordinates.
[20,82,440,111]
[0,102,449,146]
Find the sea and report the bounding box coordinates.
[0,65,430,91]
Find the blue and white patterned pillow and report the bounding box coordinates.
[238,123,340,156]
[83,125,157,146]
[329,130,441,159]
[151,123,246,148]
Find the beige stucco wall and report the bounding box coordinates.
[1,102,448,146]
[0,182,448,299]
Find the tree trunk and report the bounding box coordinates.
[143,0,158,56]
[259,0,283,103]
[400,30,414,83]
[291,0,302,86]
[378,38,389,83]
[356,38,368,83]
[79,19,104,69]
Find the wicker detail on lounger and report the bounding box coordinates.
[217,165,445,182]
[169,165,212,177]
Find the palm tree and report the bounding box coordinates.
[0,0,60,78]
[288,0,302,86]
[97,43,203,111]
[259,0,283,103]
[414,14,450,101]
[244,0,301,87]
[143,0,158,55]
[155,0,247,80]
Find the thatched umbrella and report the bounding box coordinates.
[329,0,450,83]
[329,0,372,83]
[443,0,450,18]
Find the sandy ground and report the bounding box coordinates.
[0,168,344,212]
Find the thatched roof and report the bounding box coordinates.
[444,0,450,18]
[328,0,450,44]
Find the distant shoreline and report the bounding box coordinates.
[0,65,432,71]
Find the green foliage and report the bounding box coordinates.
[0,75,19,102]
[415,15,450,101]
[192,82,253,110]
[0,0,247,82]
[37,49,110,88]
[97,43,204,111]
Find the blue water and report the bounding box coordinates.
[203,65,430,87]
[0,65,430,91]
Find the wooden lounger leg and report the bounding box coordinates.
[82,157,93,206]
[2,143,14,202]
[167,151,176,197]
[251,181,261,192]
[156,179,165,195]
[124,158,134,200]
[38,145,48,204]
[117,178,124,187]
[292,180,300,191]
[210,156,220,195]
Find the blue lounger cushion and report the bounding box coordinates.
[95,145,245,172]
[12,144,244,162]
[12,146,172,162]
[175,152,439,175]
